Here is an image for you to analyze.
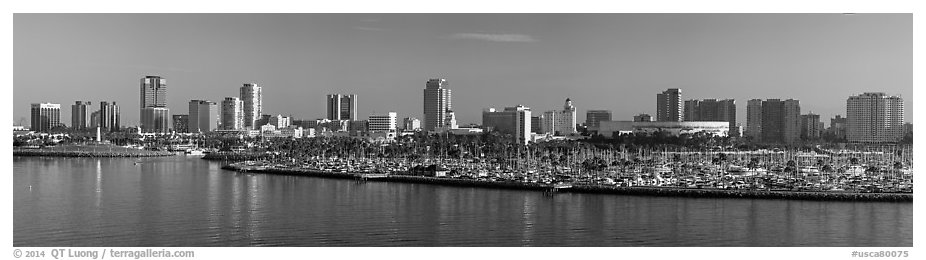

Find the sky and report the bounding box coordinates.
[13,13,912,128]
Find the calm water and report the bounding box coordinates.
[14,156,913,247]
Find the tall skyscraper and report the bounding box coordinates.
[759,99,801,144]
[482,105,532,144]
[71,101,92,130]
[326,94,358,121]
[847,92,904,143]
[221,97,244,130]
[586,110,612,129]
[368,112,398,132]
[188,100,218,133]
[746,99,763,139]
[800,113,824,140]
[140,107,170,133]
[656,88,682,122]
[240,83,262,130]
[423,78,452,132]
[99,101,120,132]
[30,103,61,132]
[684,99,737,135]
[139,76,168,132]
[140,76,167,108]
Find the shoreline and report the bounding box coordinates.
[13,147,175,157]
[221,164,913,202]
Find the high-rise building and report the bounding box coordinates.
[758,99,801,144]
[326,94,358,121]
[221,97,244,130]
[188,100,218,133]
[800,113,824,140]
[656,88,682,122]
[684,99,737,135]
[369,112,398,132]
[555,99,577,135]
[99,101,120,132]
[270,115,291,128]
[482,105,532,144]
[89,111,101,130]
[633,113,654,122]
[239,83,262,130]
[172,114,189,133]
[423,78,452,132]
[140,76,167,132]
[30,103,61,132]
[402,117,421,131]
[140,76,167,108]
[71,101,92,130]
[586,110,612,129]
[530,115,541,133]
[829,115,847,140]
[746,99,763,139]
[140,107,170,133]
[540,111,556,134]
[847,92,904,143]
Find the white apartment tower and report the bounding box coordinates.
[847,92,904,143]
[240,83,262,130]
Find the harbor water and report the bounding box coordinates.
[14,156,912,247]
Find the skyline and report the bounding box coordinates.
[14,14,912,128]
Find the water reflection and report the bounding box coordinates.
[13,157,914,247]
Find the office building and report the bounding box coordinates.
[89,111,101,130]
[828,115,847,140]
[746,99,763,139]
[71,101,92,130]
[757,99,801,144]
[656,88,682,122]
[140,76,167,108]
[369,112,398,132]
[538,99,577,136]
[530,115,541,134]
[30,103,61,132]
[240,83,262,129]
[140,76,167,132]
[423,78,452,132]
[800,113,824,140]
[847,92,904,143]
[221,97,244,130]
[633,113,654,122]
[586,110,612,129]
[99,101,120,132]
[482,105,532,144]
[402,117,421,131]
[270,115,291,128]
[172,114,189,133]
[140,107,170,133]
[326,94,358,121]
[189,100,218,133]
[684,99,736,135]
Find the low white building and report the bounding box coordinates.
[597,121,730,137]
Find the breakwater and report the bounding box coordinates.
[202,152,270,161]
[222,164,912,202]
[13,146,175,157]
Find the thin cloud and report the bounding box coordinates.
[449,33,538,43]
[354,26,387,31]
